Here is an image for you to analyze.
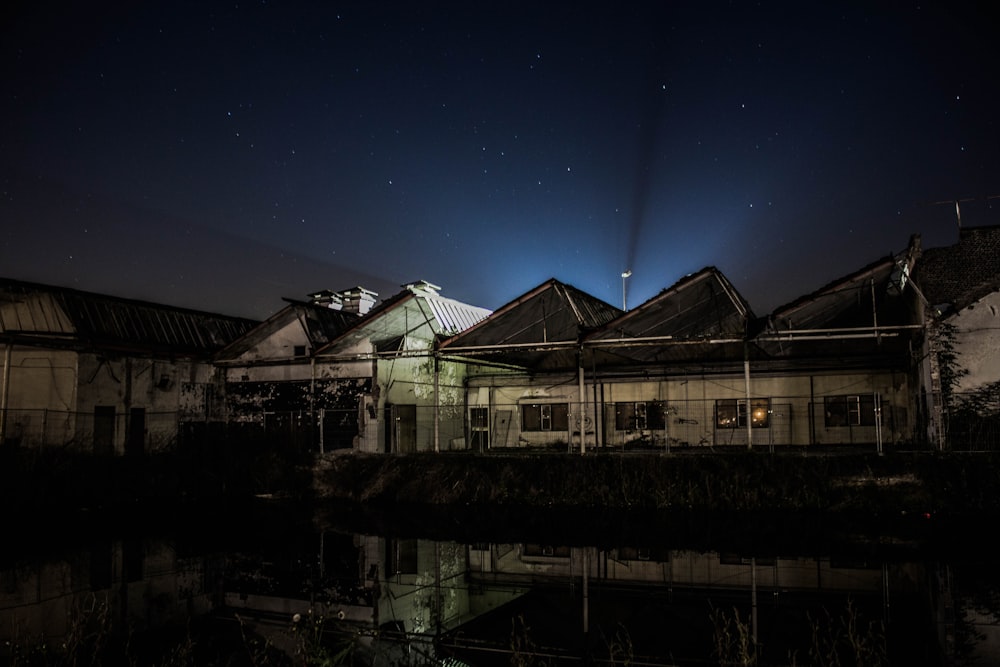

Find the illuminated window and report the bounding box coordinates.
[716,399,770,429]
[521,403,569,432]
[824,395,876,427]
[614,401,666,430]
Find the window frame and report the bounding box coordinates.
[614,400,666,431]
[521,402,569,432]
[824,394,876,427]
[716,398,770,429]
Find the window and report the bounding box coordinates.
[523,544,571,558]
[716,399,770,429]
[470,407,489,429]
[614,401,666,430]
[293,345,307,357]
[521,403,569,432]
[824,395,876,427]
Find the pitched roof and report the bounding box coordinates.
[316,282,491,356]
[214,299,360,360]
[439,278,621,349]
[436,278,621,370]
[912,225,1000,313]
[767,255,907,331]
[758,247,920,367]
[583,267,751,366]
[0,277,257,357]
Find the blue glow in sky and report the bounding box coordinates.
[2,2,997,319]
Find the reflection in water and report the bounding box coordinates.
[1,506,998,665]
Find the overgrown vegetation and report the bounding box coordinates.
[316,449,1000,515]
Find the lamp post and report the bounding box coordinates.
[621,270,632,311]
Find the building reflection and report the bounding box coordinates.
[2,524,998,665]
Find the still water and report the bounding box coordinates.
[2,502,997,666]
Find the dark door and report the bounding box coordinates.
[385,404,417,453]
[93,406,116,455]
[126,407,145,457]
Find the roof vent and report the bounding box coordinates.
[337,286,379,315]
[308,289,344,309]
[403,280,442,296]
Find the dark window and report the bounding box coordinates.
[521,403,569,432]
[824,395,876,427]
[470,407,488,429]
[293,345,307,357]
[523,544,571,558]
[716,399,770,429]
[615,401,666,430]
[386,539,418,576]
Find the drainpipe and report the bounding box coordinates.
[433,354,440,453]
[0,343,11,445]
[744,342,753,450]
[578,347,586,455]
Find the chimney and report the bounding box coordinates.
[338,286,379,315]
[308,289,344,310]
[403,280,442,296]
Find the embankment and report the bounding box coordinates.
[313,449,1000,516]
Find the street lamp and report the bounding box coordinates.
[621,270,632,311]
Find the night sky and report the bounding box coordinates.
[3,2,998,320]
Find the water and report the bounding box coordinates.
[2,501,997,666]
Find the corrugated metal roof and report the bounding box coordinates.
[316,284,491,357]
[423,293,491,335]
[0,278,258,356]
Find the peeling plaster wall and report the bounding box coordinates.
[1,347,78,446]
[3,347,78,412]
[73,354,210,454]
[1,346,214,451]
[376,355,470,452]
[951,291,1000,394]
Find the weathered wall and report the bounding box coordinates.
[376,354,470,453]
[467,369,913,449]
[952,291,1000,394]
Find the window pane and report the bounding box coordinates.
[551,404,569,431]
[825,396,848,427]
[716,400,738,429]
[540,404,552,430]
[750,399,769,428]
[615,403,636,430]
[647,401,666,430]
[522,404,540,431]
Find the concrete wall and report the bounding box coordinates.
[951,291,1000,394]
[467,368,914,449]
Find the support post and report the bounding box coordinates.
[744,342,753,450]
[578,349,586,455]
[0,344,10,445]
[433,354,440,453]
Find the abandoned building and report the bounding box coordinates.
[0,278,257,453]
[2,226,998,454]
[215,280,492,453]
